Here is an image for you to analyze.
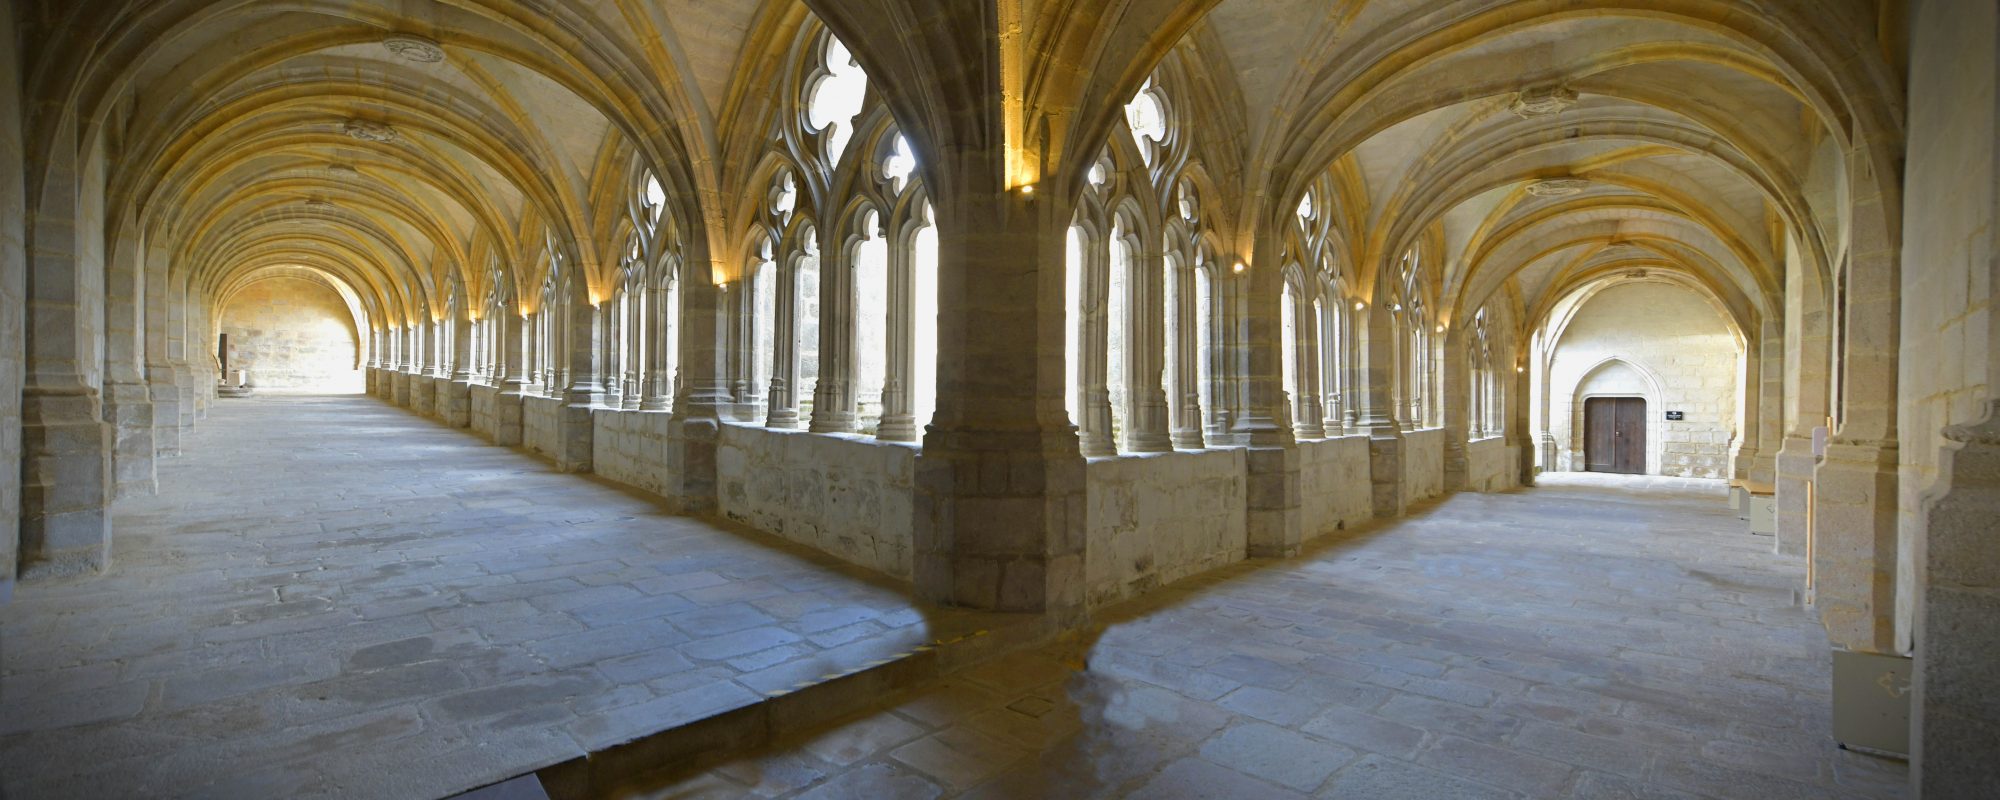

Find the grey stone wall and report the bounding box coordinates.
[218,277,362,391]
[1403,428,1446,501]
[1300,435,1374,543]
[717,424,917,580]
[1,0,24,594]
[1084,449,1247,607]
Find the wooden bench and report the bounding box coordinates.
[1736,480,1777,535]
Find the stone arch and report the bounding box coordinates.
[1561,356,1667,475]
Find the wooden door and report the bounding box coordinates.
[1585,397,1647,474]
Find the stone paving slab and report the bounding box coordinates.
[0,395,992,800]
[624,472,1909,799]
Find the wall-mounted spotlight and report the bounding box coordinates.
[1232,262,1246,274]
[1353,301,1365,311]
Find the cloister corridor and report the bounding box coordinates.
[0,395,1906,800]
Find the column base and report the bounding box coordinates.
[554,403,594,473]
[1812,438,1899,653]
[21,386,112,579]
[148,375,181,457]
[913,427,1086,623]
[439,380,472,428]
[668,414,721,515]
[1369,427,1406,518]
[1915,407,2000,795]
[1245,445,1302,557]
[102,380,157,498]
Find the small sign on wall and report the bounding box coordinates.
[1665,410,1685,421]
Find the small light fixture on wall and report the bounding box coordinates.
[1435,324,1445,333]
[1019,184,1036,198]
[1353,301,1365,311]
[1232,262,1246,274]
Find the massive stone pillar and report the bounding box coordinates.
[1814,143,1904,655]
[20,119,113,578]
[911,183,1087,618]
[491,304,529,446]
[1440,327,1470,492]
[668,258,732,515]
[554,272,599,472]
[102,220,155,498]
[144,241,181,459]
[1,7,25,595]
[441,304,473,427]
[1240,230,1301,557]
[1357,299,1406,517]
[1905,3,2000,790]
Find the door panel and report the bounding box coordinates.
[1585,398,1617,472]
[1615,398,1647,474]
[1585,397,1647,475]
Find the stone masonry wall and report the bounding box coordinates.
[1466,437,1519,493]
[522,395,565,461]
[717,424,916,580]
[1084,449,1247,607]
[218,277,362,392]
[1,5,23,593]
[1903,7,1999,791]
[1404,428,1445,501]
[1299,435,1373,542]
[1550,282,1740,478]
[593,409,678,499]
[1898,0,1997,647]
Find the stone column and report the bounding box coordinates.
[1077,221,1115,456]
[879,230,918,442]
[1239,230,1302,558]
[1440,327,1470,492]
[1357,299,1406,517]
[102,221,155,498]
[550,272,600,472]
[1125,235,1172,452]
[1813,167,1903,654]
[641,278,672,411]
[489,304,529,446]
[1776,263,1831,558]
[668,257,733,515]
[144,243,181,458]
[166,272,196,432]
[624,285,645,409]
[442,304,473,427]
[20,122,113,579]
[1,13,26,593]
[811,222,858,433]
[1510,359,1536,487]
[393,323,413,407]
[911,181,1086,620]
[1168,256,1205,449]
[766,250,801,427]
[412,320,438,416]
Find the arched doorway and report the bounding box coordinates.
[1584,396,1647,474]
